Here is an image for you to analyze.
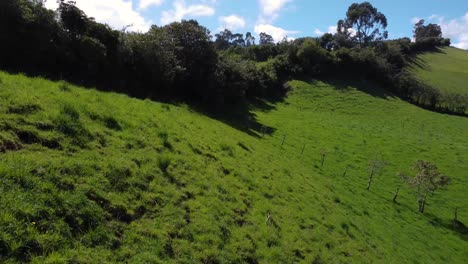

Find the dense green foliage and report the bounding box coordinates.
[410,19,451,52]
[0,0,462,114]
[0,72,467,263]
[338,2,388,47]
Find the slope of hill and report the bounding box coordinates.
[409,47,468,96]
[0,72,467,263]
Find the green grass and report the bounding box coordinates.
[409,47,468,96]
[0,72,467,263]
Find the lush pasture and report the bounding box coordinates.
[409,47,468,96]
[0,72,467,263]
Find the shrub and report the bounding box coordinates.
[296,39,331,75]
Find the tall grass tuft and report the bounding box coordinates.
[157,154,172,173]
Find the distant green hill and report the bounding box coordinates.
[409,47,468,96]
[1,72,467,263]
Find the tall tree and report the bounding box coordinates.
[58,0,88,38]
[231,33,245,47]
[413,19,442,42]
[214,29,233,50]
[338,2,388,47]
[245,32,255,46]
[163,20,218,101]
[259,32,274,45]
[318,33,334,50]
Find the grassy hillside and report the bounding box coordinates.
[409,47,468,96]
[0,72,467,263]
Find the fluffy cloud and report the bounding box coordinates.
[313,25,339,36]
[218,15,245,31]
[314,29,324,36]
[254,23,298,42]
[327,25,338,34]
[258,0,293,23]
[428,13,468,49]
[314,25,357,37]
[139,0,164,10]
[161,0,215,25]
[44,0,151,32]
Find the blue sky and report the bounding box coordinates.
[45,0,468,49]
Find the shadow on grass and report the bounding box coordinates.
[189,96,281,138]
[406,47,447,71]
[307,78,396,99]
[1,67,282,138]
[424,212,468,241]
[365,188,468,242]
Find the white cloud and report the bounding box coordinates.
[258,0,292,23]
[44,0,59,10]
[428,14,439,21]
[433,13,468,49]
[44,0,151,32]
[327,25,337,34]
[453,34,468,49]
[161,0,215,25]
[139,0,164,10]
[254,23,298,42]
[314,28,324,36]
[259,0,292,16]
[313,25,340,36]
[218,15,246,31]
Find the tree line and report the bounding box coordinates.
[0,0,465,114]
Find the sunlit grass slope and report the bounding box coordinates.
[409,46,468,95]
[0,72,467,263]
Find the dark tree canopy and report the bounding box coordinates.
[231,33,245,47]
[339,2,388,47]
[58,0,89,38]
[259,32,274,45]
[214,29,233,50]
[413,19,442,42]
[245,32,255,46]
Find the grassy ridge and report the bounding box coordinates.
[409,47,468,96]
[0,72,467,263]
